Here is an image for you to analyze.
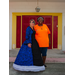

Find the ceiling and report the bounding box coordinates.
[9,0,65,2]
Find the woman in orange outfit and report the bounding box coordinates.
[34,17,51,67]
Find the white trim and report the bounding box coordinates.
[13,63,45,72]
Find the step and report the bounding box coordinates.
[9,49,65,58]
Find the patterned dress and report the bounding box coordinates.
[13,26,45,72]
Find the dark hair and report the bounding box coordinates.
[30,19,35,24]
[37,17,44,22]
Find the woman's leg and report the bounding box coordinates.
[40,47,47,65]
[42,56,46,64]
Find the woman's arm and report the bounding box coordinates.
[25,27,32,47]
[48,34,51,45]
[46,25,51,45]
[25,27,30,40]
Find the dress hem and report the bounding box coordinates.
[13,63,45,72]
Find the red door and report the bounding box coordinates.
[53,16,58,48]
[16,16,21,48]
[22,15,52,49]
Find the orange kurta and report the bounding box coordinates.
[34,24,51,47]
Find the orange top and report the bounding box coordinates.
[34,24,51,47]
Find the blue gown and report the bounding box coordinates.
[13,26,45,72]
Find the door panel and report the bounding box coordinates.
[53,16,58,48]
[22,16,29,43]
[16,16,21,48]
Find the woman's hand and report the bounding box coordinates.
[28,43,32,48]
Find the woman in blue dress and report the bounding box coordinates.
[13,19,45,72]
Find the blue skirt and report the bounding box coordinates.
[14,42,33,66]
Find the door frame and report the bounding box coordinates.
[12,12,62,50]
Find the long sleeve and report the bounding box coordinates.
[25,27,30,40]
[24,27,32,44]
